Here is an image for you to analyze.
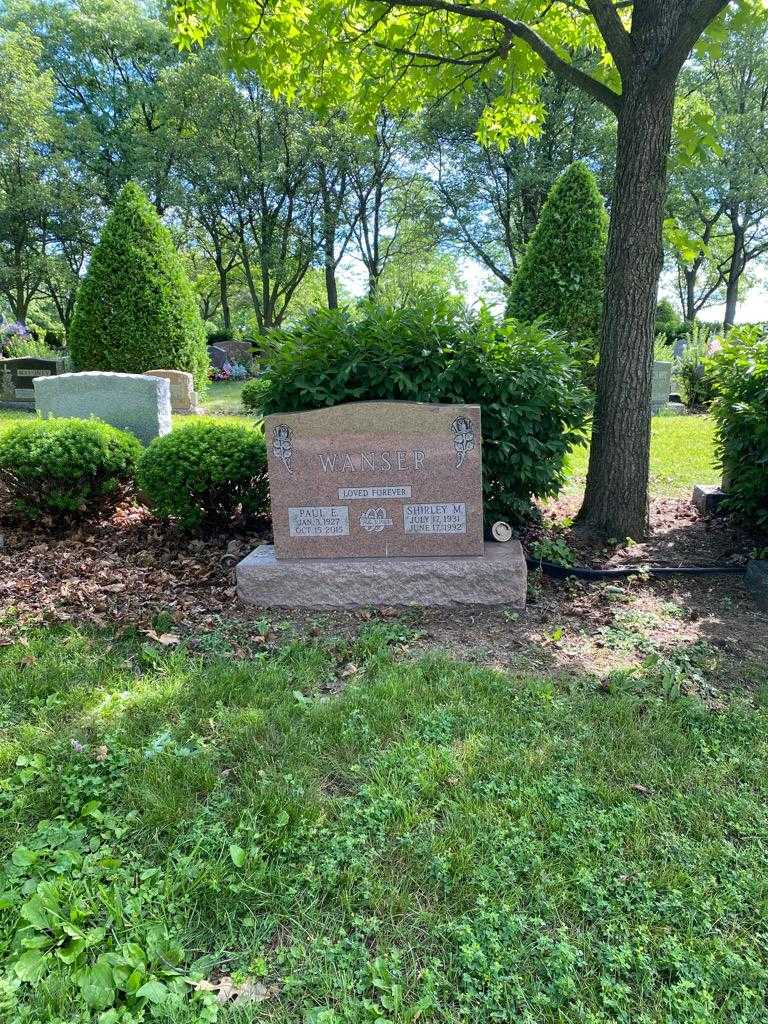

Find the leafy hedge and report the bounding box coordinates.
[506,161,608,376]
[708,325,768,528]
[69,182,209,390]
[137,420,269,530]
[242,305,590,522]
[0,419,141,520]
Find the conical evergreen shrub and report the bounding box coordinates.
[69,182,209,389]
[506,162,608,365]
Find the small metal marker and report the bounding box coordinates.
[491,521,513,543]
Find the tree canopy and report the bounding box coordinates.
[171,2,763,136]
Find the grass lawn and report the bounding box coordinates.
[203,380,249,415]
[565,414,718,498]
[1,625,767,1022]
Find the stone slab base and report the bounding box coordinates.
[0,401,34,411]
[236,541,527,609]
[693,483,727,514]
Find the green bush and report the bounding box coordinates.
[137,419,269,529]
[708,325,768,529]
[2,334,61,360]
[0,418,141,520]
[506,161,608,375]
[69,182,209,390]
[677,323,716,408]
[243,304,590,522]
[655,299,686,345]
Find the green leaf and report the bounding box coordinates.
[11,846,38,867]
[14,949,48,983]
[136,979,168,1005]
[79,960,116,1010]
[229,844,246,868]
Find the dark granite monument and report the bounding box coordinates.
[0,357,69,411]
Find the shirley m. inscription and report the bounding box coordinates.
[265,401,483,559]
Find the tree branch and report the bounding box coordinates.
[647,0,730,92]
[583,0,633,76]
[374,0,623,114]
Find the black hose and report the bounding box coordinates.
[527,558,747,580]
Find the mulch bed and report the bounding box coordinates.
[1,498,766,697]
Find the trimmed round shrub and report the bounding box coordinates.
[506,161,608,375]
[137,419,269,530]
[69,182,209,390]
[708,325,768,529]
[243,304,590,522]
[0,418,141,520]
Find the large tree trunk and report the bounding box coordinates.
[578,83,676,539]
[722,223,744,330]
[218,263,232,330]
[684,265,698,322]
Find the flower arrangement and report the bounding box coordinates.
[208,360,250,383]
[1,321,31,356]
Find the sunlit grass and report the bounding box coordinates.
[565,414,718,498]
[1,625,767,1022]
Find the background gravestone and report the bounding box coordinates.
[265,401,484,560]
[211,339,253,366]
[34,371,171,445]
[651,361,673,414]
[1,357,69,410]
[208,345,229,370]
[145,369,200,414]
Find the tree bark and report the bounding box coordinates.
[578,82,676,539]
[722,221,745,330]
[684,266,697,322]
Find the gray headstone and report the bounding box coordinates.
[651,361,672,414]
[33,371,171,445]
[692,483,726,514]
[745,560,768,610]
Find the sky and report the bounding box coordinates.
[342,254,768,324]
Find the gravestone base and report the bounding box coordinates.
[236,541,527,609]
[0,399,35,411]
[692,483,727,514]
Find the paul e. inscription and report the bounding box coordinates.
[265,401,483,560]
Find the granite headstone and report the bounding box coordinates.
[145,369,200,414]
[1,357,68,410]
[265,401,484,560]
[34,371,171,445]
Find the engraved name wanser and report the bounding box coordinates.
[404,503,467,535]
[318,450,426,473]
